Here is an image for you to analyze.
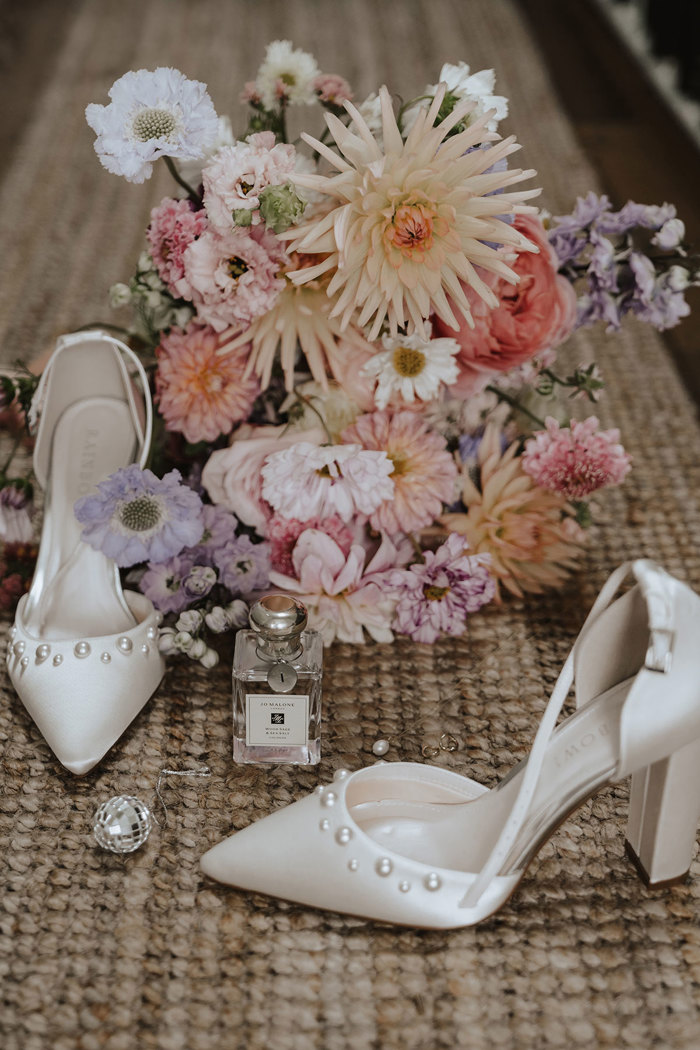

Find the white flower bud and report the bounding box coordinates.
[225,599,250,628]
[187,637,207,660]
[199,646,220,669]
[109,282,132,308]
[176,609,204,633]
[204,606,231,633]
[158,627,178,654]
[174,630,195,652]
[666,265,690,292]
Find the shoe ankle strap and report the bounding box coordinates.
[30,330,152,487]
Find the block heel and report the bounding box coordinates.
[625,737,700,887]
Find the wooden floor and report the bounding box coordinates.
[2,0,699,406]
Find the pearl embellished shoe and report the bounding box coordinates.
[201,560,700,927]
[7,331,165,774]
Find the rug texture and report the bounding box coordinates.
[1,1,700,1048]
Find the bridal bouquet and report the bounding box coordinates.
[2,42,697,660]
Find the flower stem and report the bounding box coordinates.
[163,156,202,206]
[0,434,23,478]
[291,388,333,443]
[485,384,546,428]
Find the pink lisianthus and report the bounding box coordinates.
[176,224,287,330]
[155,323,259,443]
[201,425,325,533]
[313,73,354,105]
[379,533,496,644]
[433,214,578,397]
[267,513,354,576]
[146,197,208,293]
[202,132,297,230]
[341,410,458,535]
[521,416,631,499]
[268,529,401,645]
[261,441,395,523]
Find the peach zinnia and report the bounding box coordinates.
[156,323,259,443]
[283,84,539,340]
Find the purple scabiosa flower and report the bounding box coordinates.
[75,465,204,567]
[213,534,271,595]
[140,551,197,614]
[188,503,239,566]
[381,533,495,644]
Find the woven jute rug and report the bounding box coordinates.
[2,1,700,1048]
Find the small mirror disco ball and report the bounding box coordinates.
[93,795,153,853]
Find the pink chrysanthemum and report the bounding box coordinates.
[341,410,458,534]
[176,224,287,331]
[261,441,395,523]
[380,532,495,643]
[147,197,208,292]
[156,323,259,443]
[267,513,354,576]
[521,416,631,499]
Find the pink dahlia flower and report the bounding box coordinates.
[434,214,578,397]
[201,425,325,533]
[381,532,495,644]
[521,416,631,499]
[202,132,297,230]
[155,323,259,444]
[147,197,208,293]
[176,224,287,330]
[341,410,458,535]
[261,441,395,523]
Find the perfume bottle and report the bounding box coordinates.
[232,594,322,765]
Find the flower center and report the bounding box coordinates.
[389,453,408,477]
[280,72,297,87]
[392,346,426,378]
[423,584,449,601]
[132,108,178,142]
[228,256,249,280]
[239,179,255,196]
[385,202,436,259]
[119,496,162,532]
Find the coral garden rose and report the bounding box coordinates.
[434,214,578,397]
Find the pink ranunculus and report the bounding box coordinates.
[434,214,578,397]
[176,224,288,331]
[202,134,297,231]
[201,425,325,534]
[146,197,209,293]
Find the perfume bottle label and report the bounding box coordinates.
[245,693,309,747]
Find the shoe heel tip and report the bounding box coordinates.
[624,840,690,889]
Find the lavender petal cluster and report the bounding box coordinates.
[548,192,698,332]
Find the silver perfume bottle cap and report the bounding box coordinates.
[249,594,307,645]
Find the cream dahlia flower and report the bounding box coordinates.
[218,250,367,390]
[283,85,539,340]
[441,424,584,598]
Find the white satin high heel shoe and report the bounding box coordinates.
[201,560,700,927]
[6,331,165,775]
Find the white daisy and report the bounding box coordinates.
[255,40,320,110]
[85,67,219,184]
[401,62,508,137]
[362,327,461,408]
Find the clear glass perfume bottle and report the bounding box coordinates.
[232,594,322,765]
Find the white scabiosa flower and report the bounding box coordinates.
[85,67,219,183]
[362,326,461,408]
[255,40,320,110]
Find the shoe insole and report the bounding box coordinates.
[349,678,629,876]
[24,397,139,640]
